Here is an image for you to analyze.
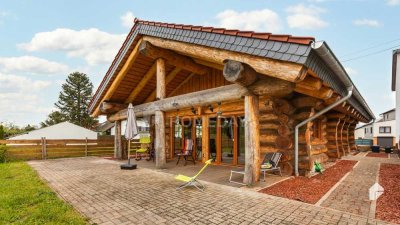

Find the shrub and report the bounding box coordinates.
[0,144,7,163]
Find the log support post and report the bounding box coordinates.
[201,115,209,163]
[244,95,260,185]
[155,58,167,169]
[114,120,122,159]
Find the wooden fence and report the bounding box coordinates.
[0,138,116,160]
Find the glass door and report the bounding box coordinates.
[220,117,234,164]
[195,118,202,161]
[237,116,245,165]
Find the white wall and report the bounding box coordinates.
[396,53,400,143]
[111,120,149,136]
[373,120,396,139]
[9,122,97,140]
[355,124,373,139]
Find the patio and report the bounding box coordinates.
[120,157,288,189]
[28,157,393,225]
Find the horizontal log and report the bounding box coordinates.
[143,36,308,83]
[295,76,322,91]
[295,85,333,100]
[108,77,294,122]
[259,113,278,122]
[139,41,208,75]
[100,101,128,114]
[223,60,258,86]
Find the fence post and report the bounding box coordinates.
[43,137,47,160]
[85,137,88,157]
[41,137,45,160]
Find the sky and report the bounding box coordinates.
[0,0,399,126]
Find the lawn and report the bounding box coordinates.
[0,162,88,225]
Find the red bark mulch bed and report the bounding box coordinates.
[366,152,388,158]
[259,160,357,204]
[376,163,400,224]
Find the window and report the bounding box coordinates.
[379,126,391,134]
[312,119,322,139]
[370,127,373,133]
[365,128,367,134]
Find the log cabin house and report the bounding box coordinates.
[89,19,375,185]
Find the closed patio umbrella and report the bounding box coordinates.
[121,103,139,170]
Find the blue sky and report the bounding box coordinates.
[0,0,399,126]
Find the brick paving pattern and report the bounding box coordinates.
[320,155,400,217]
[28,157,395,225]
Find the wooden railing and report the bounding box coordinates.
[0,138,116,160]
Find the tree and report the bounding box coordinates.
[40,111,67,128]
[0,125,4,140]
[55,72,97,129]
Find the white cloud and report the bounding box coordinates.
[215,9,282,32]
[121,11,135,28]
[345,67,358,76]
[353,19,382,27]
[286,4,329,30]
[0,73,53,125]
[0,56,68,74]
[18,28,126,65]
[386,0,400,5]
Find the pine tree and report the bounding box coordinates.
[40,111,67,128]
[0,125,4,140]
[55,72,98,129]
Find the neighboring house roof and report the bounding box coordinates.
[8,122,97,140]
[96,120,149,132]
[355,122,373,130]
[89,18,375,121]
[379,108,395,116]
[391,49,400,91]
[96,121,115,132]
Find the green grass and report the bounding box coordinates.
[0,162,88,225]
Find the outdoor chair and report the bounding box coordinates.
[229,152,278,185]
[175,159,213,191]
[132,136,151,161]
[176,139,196,166]
[260,152,282,181]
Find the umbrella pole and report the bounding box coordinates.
[128,140,131,165]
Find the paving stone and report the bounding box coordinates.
[28,157,396,225]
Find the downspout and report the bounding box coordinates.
[294,86,353,176]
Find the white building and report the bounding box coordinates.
[355,123,373,140]
[392,49,400,146]
[9,122,97,140]
[354,109,396,147]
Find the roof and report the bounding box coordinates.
[89,18,374,122]
[379,108,395,116]
[8,122,97,140]
[95,121,115,132]
[355,122,373,130]
[392,49,400,91]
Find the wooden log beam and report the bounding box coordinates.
[139,41,208,75]
[114,120,122,159]
[155,58,166,169]
[295,85,333,100]
[100,102,127,114]
[92,39,143,116]
[143,36,307,82]
[295,76,322,91]
[244,95,260,185]
[144,67,182,103]
[125,62,157,103]
[223,60,258,86]
[107,77,294,122]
